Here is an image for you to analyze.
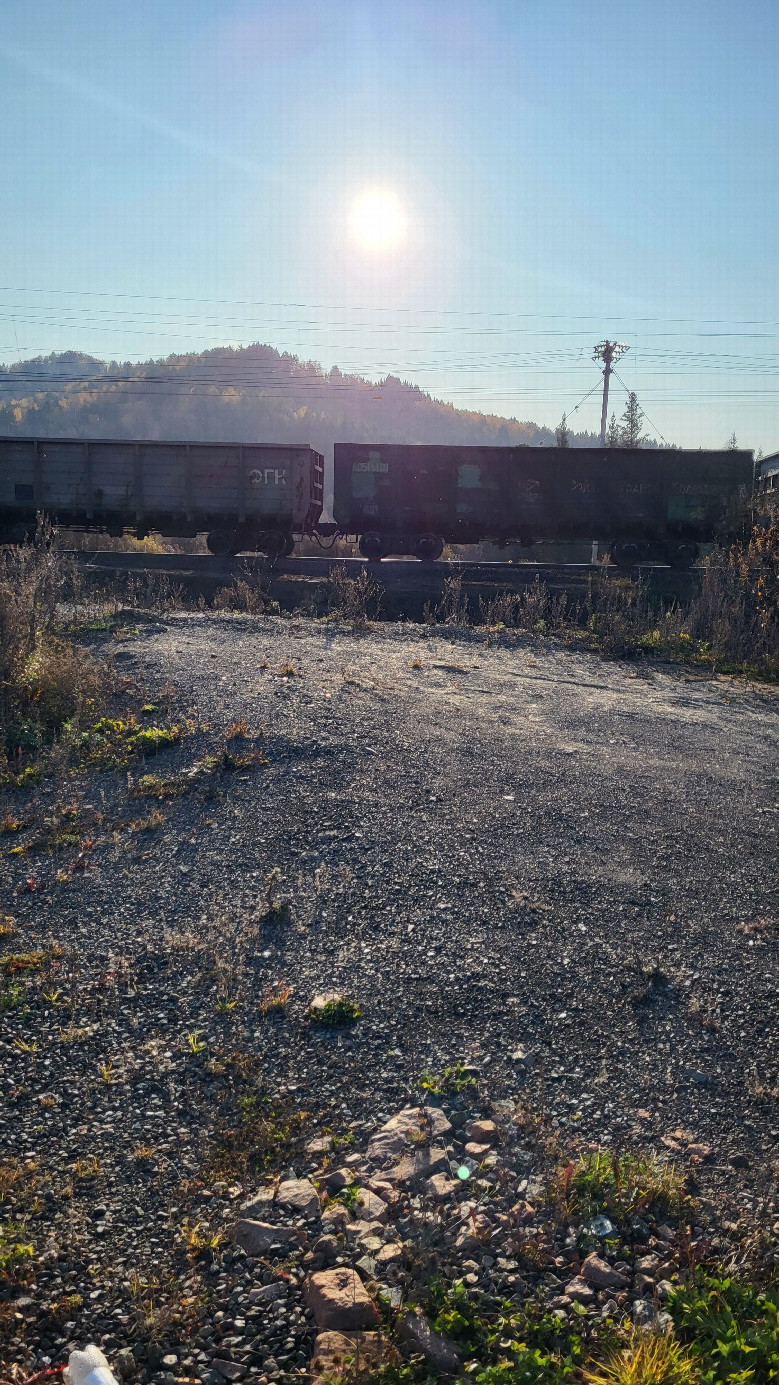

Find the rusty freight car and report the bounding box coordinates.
[0,436,324,555]
[333,443,754,565]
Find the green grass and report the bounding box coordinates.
[72,714,193,768]
[553,1149,686,1224]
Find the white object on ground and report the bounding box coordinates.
[68,1345,119,1385]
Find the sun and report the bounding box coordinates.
[349,189,406,249]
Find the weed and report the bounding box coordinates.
[582,1330,698,1385]
[0,951,46,975]
[669,1272,779,1385]
[214,994,237,1014]
[73,714,193,769]
[129,773,187,799]
[259,981,292,1015]
[261,867,292,922]
[551,1149,686,1224]
[181,1219,223,1258]
[226,718,251,739]
[131,807,165,831]
[74,1154,100,1180]
[186,1029,208,1054]
[0,981,25,1011]
[131,1144,156,1162]
[410,659,424,669]
[0,1221,34,1273]
[0,916,17,937]
[329,567,383,628]
[208,1095,309,1181]
[0,814,24,834]
[420,1063,478,1097]
[13,1038,36,1054]
[277,661,300,677]
[308,994,363,1026]
[98,1060,114,1083]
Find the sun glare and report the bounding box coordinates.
[350,189,406,248]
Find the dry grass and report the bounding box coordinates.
[1,535,108,761]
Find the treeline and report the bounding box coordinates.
[0,343,618,452]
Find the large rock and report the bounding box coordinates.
[304,1268,380,1331]
[356,1188,388,1224]
[367,1108,452,1165]
[311,1331,386,1377]
[425,1173,460,1201]
[240,1186,276,1218]
[581,1254,628,1290]
[399,1310,461,1372]
[386,1146,449,1185]
[277,1178,320,1218]
[465,1119,498,1143]
[234,1220,298,1255]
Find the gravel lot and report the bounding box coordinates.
[1,612,777,1379]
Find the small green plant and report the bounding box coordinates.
[336,1183,361,1212]
[0,981,25,1011]
[186,1029,208,1054]
[0,1221,34,1272]
[214,994,237,1014]
[669,1273,779,1385]
[98,1060,114,1083]
[259,981,292,1015]
[261,867,292,922]
[309,994,363,1026]
[420,1063,477,1097]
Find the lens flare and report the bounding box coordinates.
[350,190,406,248]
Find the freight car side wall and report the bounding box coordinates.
[333,443,754,545]
[0,438,324,539]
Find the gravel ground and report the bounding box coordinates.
[1,612,777,1381]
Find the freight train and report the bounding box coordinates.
[0,435,758,567]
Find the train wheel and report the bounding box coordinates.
[611,539,648,569]
[359,531,387,560]
[206,527,238,556]
[254,529,287,558]
[665,540,699,569]
[414,533,444,561]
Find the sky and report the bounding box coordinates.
[2,0,778,451]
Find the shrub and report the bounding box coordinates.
[669,1273,779,1385]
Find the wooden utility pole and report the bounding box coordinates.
[593,341,629,445]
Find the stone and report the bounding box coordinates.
[581,1254,628,1290]
[424,1174,460,1200]
[115,1349,136,1381]
[636,1253,660,1272]
[345,1220,385,1244]
[399,1310,461,1373]
[307,1137,334,1156]
[386,1147,448,1185]
[633,1300,657,1329]
[312,1235,339,1264]
[366,1107,452,1164]
[564,1278,595,1305]
[240,1186,276,1217]
[248,1283,286,1304]
[510,1200,536,1226]
[634,1273,655,1295]
[686,1143,713,1161]
[311,1331,386,1377]
[375,1242,403,1267]
[466,1120,498,1143]
[464,1142,492,1160]
[212,1363,246,1382]
[729,1153,750,1170]
[277,1178,320,1218]
[356,1189,388,1224]
[325,1168,354,1191]
[304,1269,380,1332]
[234,1220,298,1256]
[683,1068,711,1085]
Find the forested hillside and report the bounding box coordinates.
[0,343,603,453]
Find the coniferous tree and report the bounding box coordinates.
[555,412,570,447]
[620,392,646,448]
[606,412,621,447]
[727,431,739,450]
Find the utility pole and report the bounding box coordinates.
[593,341,629,445]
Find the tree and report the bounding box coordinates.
[606,412,621,447]
[555,412,570,447]
[727,431,739,450]
[620,391,646,448]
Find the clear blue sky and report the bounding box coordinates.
[2,0,778,450]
